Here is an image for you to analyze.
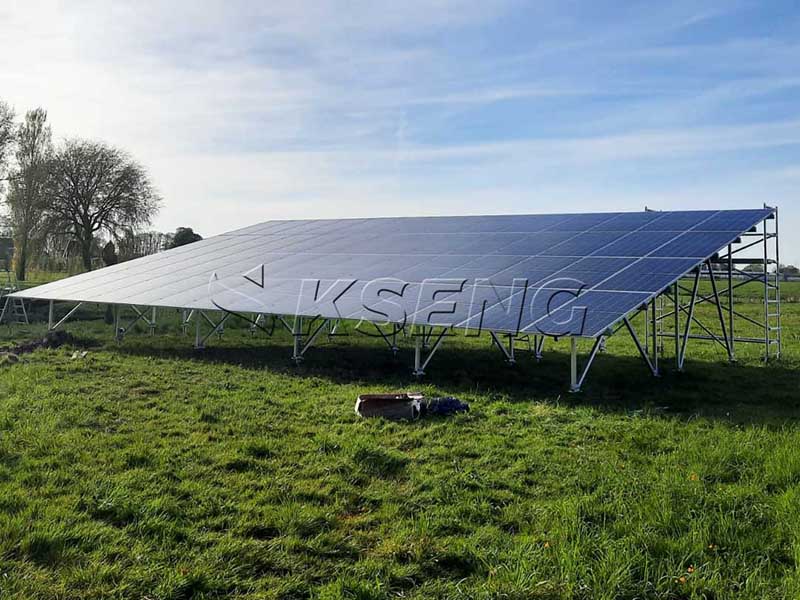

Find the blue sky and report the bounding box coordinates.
[1,0,799,262]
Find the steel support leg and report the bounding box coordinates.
[727,244,735,361]
[490,331,516,365]
[706,260,732,361]
[373,323,400,355]
[570,338,578,390]
[763,218,769,362]
[116,305,151,340]
[534,335,544,361]
[149,306,157,336]
[413,327,447,377]
[673,282,680,368]
[623,316,659,377]
[195,312,203,349]
[48,300,54,331]
[569,336,604,393]
[292,316,303,363]
[414,333,422,375]
[49,302,83,332]
[292,317,329,363]
[195,311,230,349]
[651,297,658,375]
[181,309,194,335]
[114,305,122,343]
[678,269,702,371]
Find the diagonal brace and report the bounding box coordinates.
[489,331,516,365]
[49,302,84,331]
[569,336,605,393]
[413,327,448,377]
[623,317,658,376]
[195,311,230,349]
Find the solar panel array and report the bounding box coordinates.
[11,208,773,338]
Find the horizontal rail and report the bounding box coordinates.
[656,333,774,344]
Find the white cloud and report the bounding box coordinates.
[1,0,799,265]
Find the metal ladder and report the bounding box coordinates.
[0,264,29,326]
[764,210,782,360]
[0,295,29,326]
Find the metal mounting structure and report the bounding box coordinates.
[4,208,783,392]
[112,305,159,343]
[194,310,230,349]
[569,336,605,392]
[568,207,781,391]
[290,316,331,363]
[489,331,517,365]
[412,326,449,377]
[47,300,84,331]
[371,322,402,355]
[653,207,782,365]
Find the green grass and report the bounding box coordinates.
[0,298,799,599]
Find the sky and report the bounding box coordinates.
[1,0,799,263]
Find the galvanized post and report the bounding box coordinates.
[651,297,658,375]
[673,281,680,368]
[150,306,157,336]
[763,218,769,362]
[114,305,121,343]
[413,330,423,376]
[678,270,701,371]
[707,260,732,361]
[292,316,303,363]
[570,337,578,392]
[535,335,544,361]
[48,300,54,331]
[727,244,735,362]
[194,311,203,349]
[775,207,782,358]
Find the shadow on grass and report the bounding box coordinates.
[101,327,800,424]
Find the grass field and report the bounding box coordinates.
[1,291,799,599]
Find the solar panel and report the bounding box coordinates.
[10,208,775,338]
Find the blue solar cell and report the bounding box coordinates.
[544,257,637,290]
[496,232,574,256]
[440,255,527,282]
[650,231,741,259]
[547,213,621,231]
[597,258,698,293]
[591,231,678,257]
[524,291,649,337]
[640,210,718,231]
[542,231,621,256]
[590,211,664,231]
[693,209,773,232]
[495,214,572,232]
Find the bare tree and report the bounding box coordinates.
[6,108,52,280]
[0,100,15,193]
[47,139,161,271]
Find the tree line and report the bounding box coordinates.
[0,99,201,281]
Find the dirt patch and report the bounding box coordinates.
[0,330,77,355]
